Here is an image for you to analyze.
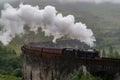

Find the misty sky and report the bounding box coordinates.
[0,0,18,4]
[1,0,120,4]
[58,0,120,3]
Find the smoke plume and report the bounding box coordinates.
[0,3,96,47]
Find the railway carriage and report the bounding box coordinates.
[23,43,100,58]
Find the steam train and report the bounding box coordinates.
[22,43,100,58]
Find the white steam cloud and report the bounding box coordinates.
[0,3,96,47]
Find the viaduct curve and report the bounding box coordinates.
[21,42,120,80]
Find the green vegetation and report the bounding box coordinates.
[69,68,102,80]
[101,46,120,58]
[69,67,115,80]
[0,74,21,80]
[0,46,22,80]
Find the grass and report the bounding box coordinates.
[0,74,21,80]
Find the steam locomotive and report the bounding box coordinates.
[63,48,99,58]
[22,43,100,58]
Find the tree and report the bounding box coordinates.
[108,46,114,58]
[102,49,106,57]
[68,67,83,80]
[68,67,102,80]
[114,50,120,59]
